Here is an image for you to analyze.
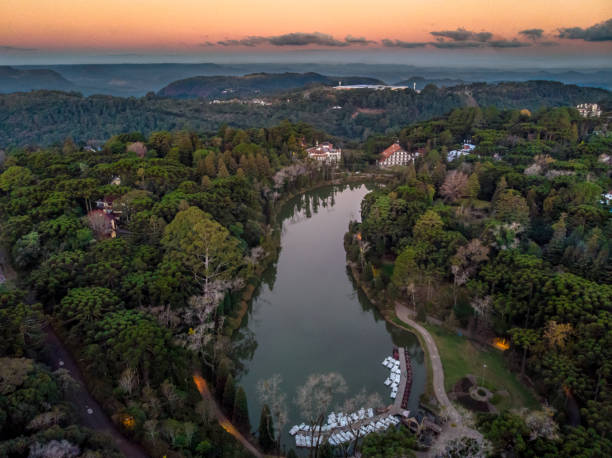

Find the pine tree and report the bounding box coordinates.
[232,386,250,432]
[204,153,217,178]
[258,404,275,452]
[222,374,235,413]
[467,172,480,200]
[217,158,230,178]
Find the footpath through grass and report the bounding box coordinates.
[424,323,539,411]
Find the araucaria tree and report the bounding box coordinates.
[161,206,243,298]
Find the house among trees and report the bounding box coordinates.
[447,142,476,161]
[86,209,117,239]
[378,142,420,168]
[306,141,342,163]
[576,103,602,118]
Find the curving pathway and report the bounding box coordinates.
[394,304,460,424]
[394,304,483,452]
[192,372,262,458]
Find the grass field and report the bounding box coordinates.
[424,323,539,411]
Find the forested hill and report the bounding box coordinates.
[157,72,384,99]
[0,66,74,93]
[0,80,609,147]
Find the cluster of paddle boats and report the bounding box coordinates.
[290,410,401,448]
[382,355,401,399]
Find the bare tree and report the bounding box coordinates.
[257,374,288,457]
[295,372,348,458]
[451,239,490,307]
[335,388,383,458]
[118,367,139,396]
[29,440,80,458]
[86,210,112,239]
[440,170,469,202]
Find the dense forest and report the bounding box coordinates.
[1,102,611,457]
[0,121,336,457]
[345,106,611,456]
[0,80,609,146]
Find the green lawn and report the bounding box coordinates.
[424,323,539,411]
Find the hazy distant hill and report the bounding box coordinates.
[157,72,384,99]
[0,66,74,93]
[0,81,608,146]
[8,63,612,96]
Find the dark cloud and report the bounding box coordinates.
[207,32,375,47]
[345,35,375,45]
[519,28,544,40]
[215,36,267,47]
[538,41,560,47]
[381,39,427,48]
[487,39,531,48]
[0,45,36,52]
[268,32,349,47]
[430,28,492,42]
[430,41,486,49]
[558,18,612,41]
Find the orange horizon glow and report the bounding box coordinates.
[1,0,611,51]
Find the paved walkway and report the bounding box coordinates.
[394,304,483,453]
[394,304,460,424]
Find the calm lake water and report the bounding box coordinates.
[235,184,425,448]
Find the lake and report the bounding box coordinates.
[235,183,426,449]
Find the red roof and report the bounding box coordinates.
[380,143,406,160]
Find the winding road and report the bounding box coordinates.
[1,246,147,457]
[44,326,149,458]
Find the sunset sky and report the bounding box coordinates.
[1,0,611,63]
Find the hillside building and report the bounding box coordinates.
[306,142,342,163]
[378,142,420,168]
[576,103,602,118]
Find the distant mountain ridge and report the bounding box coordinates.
[0,80,608,146]
[157,72,385,99]
[0,66,74,93]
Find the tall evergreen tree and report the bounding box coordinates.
[222,373,235,413]
[258,403,275,452]
[232,386,250,432]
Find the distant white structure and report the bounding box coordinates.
[378,142,420,168]
[447,142,476,161]
[306,141,342,163]
[334,83,410,91]
[601,191,612,205]
[576,103,602,118]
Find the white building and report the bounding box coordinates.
[447,143,476,161]
[306,142,342,163]
[378,142,420,168]
[576,103,602,118]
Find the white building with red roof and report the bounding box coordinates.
[306,142,342,163]
[378,142,419,168]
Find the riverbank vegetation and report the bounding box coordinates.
[345,105,611,456]
[0,122,339,457]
